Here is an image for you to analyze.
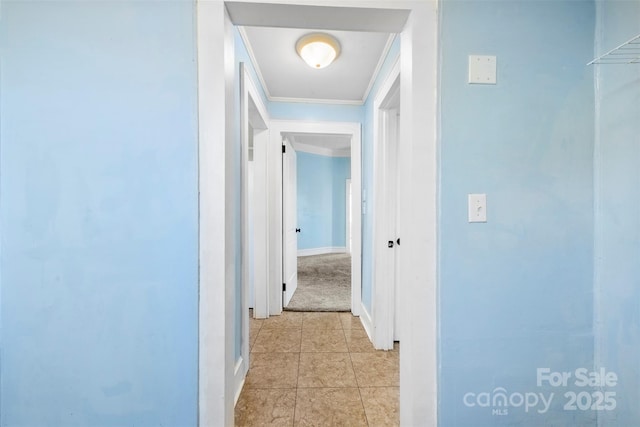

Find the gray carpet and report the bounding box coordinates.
[285,253,351,312]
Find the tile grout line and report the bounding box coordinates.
[292,314,304,426]
[344,320,370,427]
[242,312,390,426]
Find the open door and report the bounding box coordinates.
[372,60,401,350]
[282,138,298,307]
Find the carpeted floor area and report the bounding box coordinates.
[285,253,351,312]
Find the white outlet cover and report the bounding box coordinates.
[469,55,497,85]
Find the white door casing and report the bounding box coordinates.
[241,64,270,321]
[282,138,298,307]
[197,3,235,426]
[235,63,270,402]
[198,2,438,426]
[268,120,362,316]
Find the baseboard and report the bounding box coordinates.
[233,356,248,406]
[298,246,347,257]
[359,302,374,342]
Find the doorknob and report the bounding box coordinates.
[396,238,400,246]
[296,228,301,233]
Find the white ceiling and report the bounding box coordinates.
[240,26,394,153]
[240,26,394,104]
[226,2,410,33]
[229,2,409,156]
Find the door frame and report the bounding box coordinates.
[267,120,362,316]
[372,57,400,350]
[197,1,439,426]
[346,178,352,254]
[234,63,269,403]
[196,4,235,425]
[241,65,270,320]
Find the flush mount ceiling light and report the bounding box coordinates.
[295,33,341,69]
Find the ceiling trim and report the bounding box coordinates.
[238,28,396,106]
[268,95,364,106]
[238,26,273,100]
[361,34,397,104]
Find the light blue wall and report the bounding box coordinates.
[361,36,401,313]
[332,157,351,247]
[0,1,199,426]
[268,102,363,122]
[438,1,596,425]
[594,1,640,425]
[297,153,350,250]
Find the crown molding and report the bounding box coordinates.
[238,27,397,106]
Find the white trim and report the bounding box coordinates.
[233,357,247,405]
[251,132,270,318]
[266,119,362,318]
[346,178,352,254]
[268,95,365,106]
[292,141,350,158]
[298,247,347,257]
[197,2,234,426]
[237,26,273,101]
[237,62,271,409]
[241,64,270,322]
[225,2,410,33]
[361,34,397,104]
[237,29,397,106]
[359,302,374,342]
[201,2,439,426]
[399,4,438,425]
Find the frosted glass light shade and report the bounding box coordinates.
[296,33,341,69]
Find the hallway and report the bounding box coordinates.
[235,311,399,426]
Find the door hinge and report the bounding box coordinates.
[282,145,286,154]
[282,283,286,292]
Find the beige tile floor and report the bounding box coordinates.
[235,311,399,427]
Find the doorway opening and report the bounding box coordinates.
[267,121,362,317]
[282,133,353,312]
[197,2,439,425]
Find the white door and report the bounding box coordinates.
[393,111,401,341]
[282,138,298,307]
[372,64,401,349]
[384,107,401,342]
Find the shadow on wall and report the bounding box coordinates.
[296,148,351,256]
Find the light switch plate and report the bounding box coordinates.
[468,194,487,222]
[469,55,497,84]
